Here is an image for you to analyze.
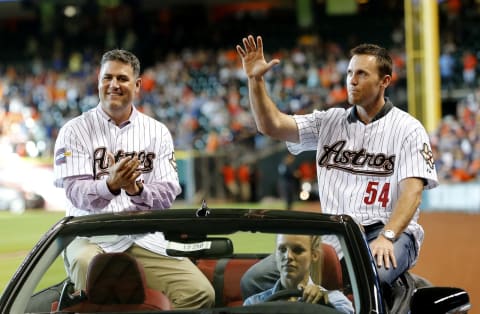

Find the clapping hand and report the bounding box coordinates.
[106,153,141,194]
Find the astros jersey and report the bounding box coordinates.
[287,100,438,251]
[53,104,181,255]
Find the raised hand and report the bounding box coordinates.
[236,35,280,80]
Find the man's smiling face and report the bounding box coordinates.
[98,60,141,124]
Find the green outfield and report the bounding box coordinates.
[0,210,64,293]
[0,202,286,294]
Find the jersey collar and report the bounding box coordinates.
[96,103,138,128]
[347,98,394,124]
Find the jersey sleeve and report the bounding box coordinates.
[53,122,93,188]
[150,124,181,185]
[286,110,323,155]
[397,127,438,190]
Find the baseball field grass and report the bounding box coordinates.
[0,210,65,293]
[0,201,284,294]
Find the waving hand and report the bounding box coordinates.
[236,35,280,80]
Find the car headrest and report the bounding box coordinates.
[319,243,343,291]
[85,252,145,304]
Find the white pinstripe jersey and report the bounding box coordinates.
[287,100,438,251]
[53,104,181,255]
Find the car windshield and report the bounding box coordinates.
[6,210,369,314]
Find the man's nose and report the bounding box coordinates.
[109,77,120,88]
[349,74,359,85]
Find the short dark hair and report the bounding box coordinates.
[350,44,392,78]
[100,49,141,78]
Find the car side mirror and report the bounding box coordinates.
[410,287,471,314]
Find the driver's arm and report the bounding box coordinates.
[324,289,354,314]
[302,284,353,314]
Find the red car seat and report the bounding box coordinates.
[196,258,261,307]
[319,242,343,290]
[52,252,172,312]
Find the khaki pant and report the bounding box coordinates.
[64,238,215,309]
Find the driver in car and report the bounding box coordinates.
[243,234,354,314]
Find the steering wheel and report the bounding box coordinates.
[264,288,333,307]
[264,288,303,302]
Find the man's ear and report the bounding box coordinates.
[381,74,392,88]
[135,77,142,94]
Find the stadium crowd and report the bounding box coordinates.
[0,0,479,184]
[0,39,400,154]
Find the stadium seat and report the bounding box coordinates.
[195,243,343,307]
[51,252,172,312]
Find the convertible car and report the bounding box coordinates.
[0,202,471,313]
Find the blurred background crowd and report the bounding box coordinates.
[0,0,480,200]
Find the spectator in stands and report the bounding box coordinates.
[326,83,348,108]
[462,50,477,89]
[440,47,456,91]
[237,162,252,202]
[222,162,239,201]
[243,234,353,314]
[278,154,299,210]
[297,160,316,184]
[249,162,261,202]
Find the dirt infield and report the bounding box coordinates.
[413,212,479,314]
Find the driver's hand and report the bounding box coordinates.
[298,284,329,304]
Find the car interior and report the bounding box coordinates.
[24,231,354,313]
[193,241,345,308]
[14,221,472,314]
